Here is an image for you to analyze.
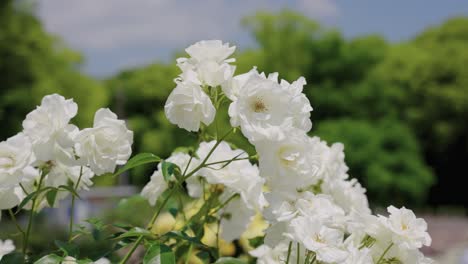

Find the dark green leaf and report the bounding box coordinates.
[58,185,80,199]
[248,236,265,248]
[0,252,24,264]
[168,207,178,218]
[46,189,58,207]
[196,251,210,263]
[143,243,175,264]
[114,227,153,240]
[54,240,79,257]
[15,187,54,213]
[85,218,105,231]
[113,153,161,177]
[113,223,133,230]
[159,244,175,264]
[161,161,177,182]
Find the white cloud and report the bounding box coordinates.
[36,0,339,75]
[37,0,271,50]
[298,0,339,19]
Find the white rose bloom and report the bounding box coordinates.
[318,142,349,181]
[370,242,430,264]
[177,40,236,87]
[196,141,267,209]
[75,108,133,175]
[34,164,94,210]
[93,257,111,264]
[343,246,373,264]
[322,178,371,215]
[228,69,312,142]
[0,239,15,261]
[142,152,197,206]
[294,192,346,228]
[141,170,167,207]
[255,132,325,200]
[219,196,256,242]
[378,206,432,249]
[286,216,348,263]
[263,221,289,247]
[250,243,288,264]
[62,256,78,264]
[221,68,257,101]
[0,187,25,212]
[164,74,216,132]
[0,133,36,188]
[22,94,78,164]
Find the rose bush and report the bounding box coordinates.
[0,40,433,264]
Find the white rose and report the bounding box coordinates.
[141,170,168,207]
[219,196,256,242]
[250,243,289,264]
[75,108,133,175]
[0,239,15,261]
[255,131,325,200]
[164,75,216,132]
[35,163,94,210]
[322,178,371,215]
[22,94,78,163]
[177,40,236,87]
[228,69,312,142]
[379,206,432,249]
[196,141,267,210]
[0,133,36,188]
[142,152,197,206]
[286,216,348,263]
[0,187,25,211]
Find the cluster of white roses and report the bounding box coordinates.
[0,94,133,218]
[149,40,434,263]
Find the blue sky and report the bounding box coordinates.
[37,0,468,77]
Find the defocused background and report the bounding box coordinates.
[1,0,468,262]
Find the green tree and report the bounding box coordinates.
[0,0,108,140]
[314,119,434,207]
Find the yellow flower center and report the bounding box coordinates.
[252,98,268,113]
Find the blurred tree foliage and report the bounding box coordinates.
[0,0,109,138]
[2,3,467,206]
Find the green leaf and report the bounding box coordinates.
[54,240,79,257]
[0,252,24,264]
[46,188,58,207]
[168,207,178,218]
[143,243,175,264]
[16,187,54,213]
[214,257,246,264]
[161,161,176,182]
[58,185,80,199]
[196,251,210,263]
[113,223,133,230]
[114,227,153,240]
[248,236,265,248]
[113,153,161,177]
[33,254,62,264]
[85,218,105,231]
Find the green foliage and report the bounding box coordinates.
[0,1,109,139]
[314,119,434,206]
